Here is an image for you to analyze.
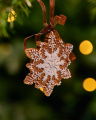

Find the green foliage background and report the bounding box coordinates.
[0,0,96,120]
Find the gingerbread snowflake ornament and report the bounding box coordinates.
[24,0,76,96]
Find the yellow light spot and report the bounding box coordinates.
[79,40,93,55]
[7,9,17,23]
[83,78,96,92]
[39,87,43,92]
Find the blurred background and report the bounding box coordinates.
[0,0,96,120]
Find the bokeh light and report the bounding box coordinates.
[39,87,43,92]
[79,40,93,55]
[7,9,17,22]
[83,78,96,92]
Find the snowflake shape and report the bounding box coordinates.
[24,30,73,96]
